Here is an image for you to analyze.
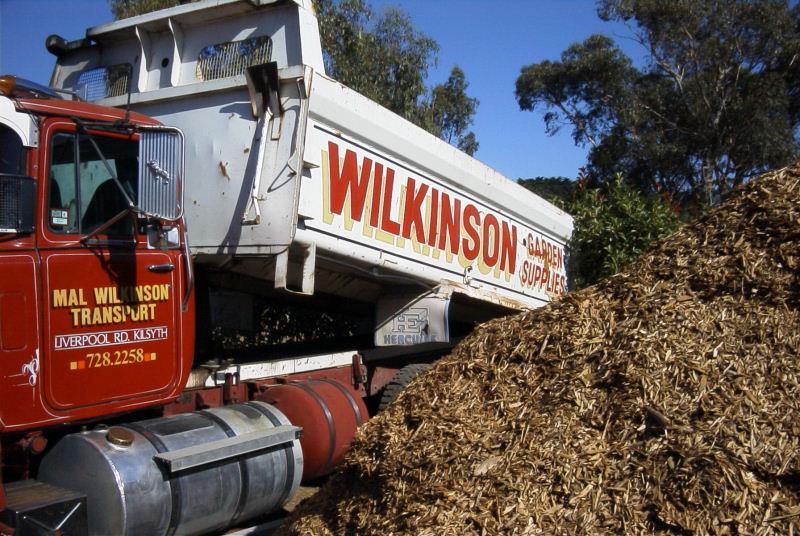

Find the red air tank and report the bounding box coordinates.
[256,379,367,481]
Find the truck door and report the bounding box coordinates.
[38,119,185,411]
[0,123,40,428]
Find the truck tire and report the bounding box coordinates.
[378,363,432,412]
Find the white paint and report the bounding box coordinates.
[0,96,38,147]
[205,351,355,386]
[21,349,40,386]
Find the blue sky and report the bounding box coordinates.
[0,0,643,180]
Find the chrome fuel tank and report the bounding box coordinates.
[38,401,302,536]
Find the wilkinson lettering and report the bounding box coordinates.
[323,141,517,276]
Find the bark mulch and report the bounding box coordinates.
[283,164,800,535]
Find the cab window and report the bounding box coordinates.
[0,124,26,175]
[0,124,31,234]
[48,132,138,235]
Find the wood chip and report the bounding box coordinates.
[283,164,800,536]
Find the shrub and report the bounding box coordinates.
[567,174,680,288]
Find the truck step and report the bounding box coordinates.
[0,480,87,536]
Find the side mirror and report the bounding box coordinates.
[0,174,35,234]
[138,127,184,221]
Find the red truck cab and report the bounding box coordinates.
[0,75,193,438]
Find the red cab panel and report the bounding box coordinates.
[0,252,41,430]
[40,250,182,409]
[0,113,194,432]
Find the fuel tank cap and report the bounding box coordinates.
[106,426,134,447]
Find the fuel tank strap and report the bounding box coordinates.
[290,382,336,472]
[243,402,299,509]
[313,378,364,425]
[124,423,183,536]
[198,409,250,525]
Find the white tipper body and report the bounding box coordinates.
[48,0,573,332]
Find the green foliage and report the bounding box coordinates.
[516,0,800,206]
[420,66,480,155]
[517,176,576,207]
[516,35,634,147]
[456,132,479,156]
[316,0,436,120]
[315,0,479,153]
[109,0,181,19]
[517,174,677,288]
[567,175,681,288]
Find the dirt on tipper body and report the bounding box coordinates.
[283,165,800,535]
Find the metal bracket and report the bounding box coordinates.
[153,425,302,474]
[245,62,281,120]
[375,287,452,347]
[275,240,316,295]
[242,64,312,228]
[242,62,281,226]
[286,66,313,178]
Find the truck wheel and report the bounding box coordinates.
[377,363,431,412]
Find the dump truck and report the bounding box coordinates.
[0,0,572,534]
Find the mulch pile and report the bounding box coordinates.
[283,165,800,535]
